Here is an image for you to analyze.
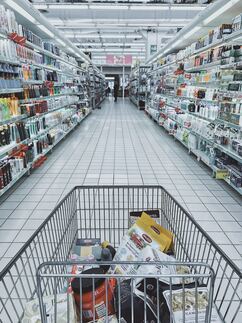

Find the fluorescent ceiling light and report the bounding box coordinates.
[33,4,48,10]
[5,0,36,23]
[183,26,201,39]
[56,38,66,47]
[203,0,240,25]
[37,25,54,38]
[171,38,183,48]
[66,34,142,39]
[51,18,190,24]
[171,5,205,10]
[89,5,128,10]
[47,4,88,9]
[130,5,169,10]
[126,35,142,39]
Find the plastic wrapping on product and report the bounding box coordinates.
[21,293,76,323]
[112,212,173,275]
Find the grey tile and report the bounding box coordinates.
[30,210,49,219]
[191,212,215,221]
[210,212,235,221]
[4,195,25,202]
[205,204,227,212]
[221,245,241,260]
[216,196,239,204]
[15,201,38,210]
[186,204,208,212]
[37,201,56,210]
[229,212,242,222]
[1,219,26,230]
[14,230,35,243]
[23,219,44,230]
[209,232,231,245]
[0,201,20,210]
[199,196,219,204]
[0,230,19,242]
[219,222,242,232]
[226,232,242,245]
[224,204,242,213]
[197,221,221,232]
[0,210,13,219]
[9,209,33,219]
[0,243,10,257]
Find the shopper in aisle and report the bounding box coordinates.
[114,82,119,102]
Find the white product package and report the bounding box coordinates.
[96,314,119,322]
[135,246,192,285]
[22,293,76,323]
[163,287,222,323]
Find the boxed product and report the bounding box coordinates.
[112,212,173,275]
[163,287,222,323]
[73,238,102,258]
[22,293,76,323]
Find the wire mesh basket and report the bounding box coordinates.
[0,186,241,322]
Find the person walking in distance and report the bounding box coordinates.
[114,81,119,102]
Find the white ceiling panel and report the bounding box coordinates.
[32,1,214,62]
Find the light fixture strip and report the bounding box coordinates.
[5,0,36,23]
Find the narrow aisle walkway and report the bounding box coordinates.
[0,98,241,270]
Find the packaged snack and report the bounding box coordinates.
[136,246,193,285]
[73,238,102,259]
[113,212,173,275]
[163,287,222,323]
[22,293,76,323]
[129,209,160,227]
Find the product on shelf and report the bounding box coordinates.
[146,11,242,194]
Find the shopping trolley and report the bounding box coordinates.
[0,186,241,323]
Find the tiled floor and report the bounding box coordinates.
[0,97,242,271]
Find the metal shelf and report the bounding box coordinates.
[0,110,91,196]
[0,114,27,126]
[0,168,30,197]
[0,88,23,94]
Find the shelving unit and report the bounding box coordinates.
[129,65,149,110]
[145,19,242,195]
[0,3,105,196]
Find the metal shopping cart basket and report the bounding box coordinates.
[0,186,241,323]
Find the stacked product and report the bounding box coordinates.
[0,2,107,195]
[146,11,242,194]
[129,65,149,110]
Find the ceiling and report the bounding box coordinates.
[31,1,214,64]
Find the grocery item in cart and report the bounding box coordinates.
[73,238,102,259]
[136,246,193,285]
[113,212,173,275]
[96,314,119,322]
[129,209,160,227]
[21,293,76,323]
[71,267,116,322]
[114,279,158,323]
[163,287,222,323]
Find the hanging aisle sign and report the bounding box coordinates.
[106,55,132,65]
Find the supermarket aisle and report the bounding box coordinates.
[0,98,242,270]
